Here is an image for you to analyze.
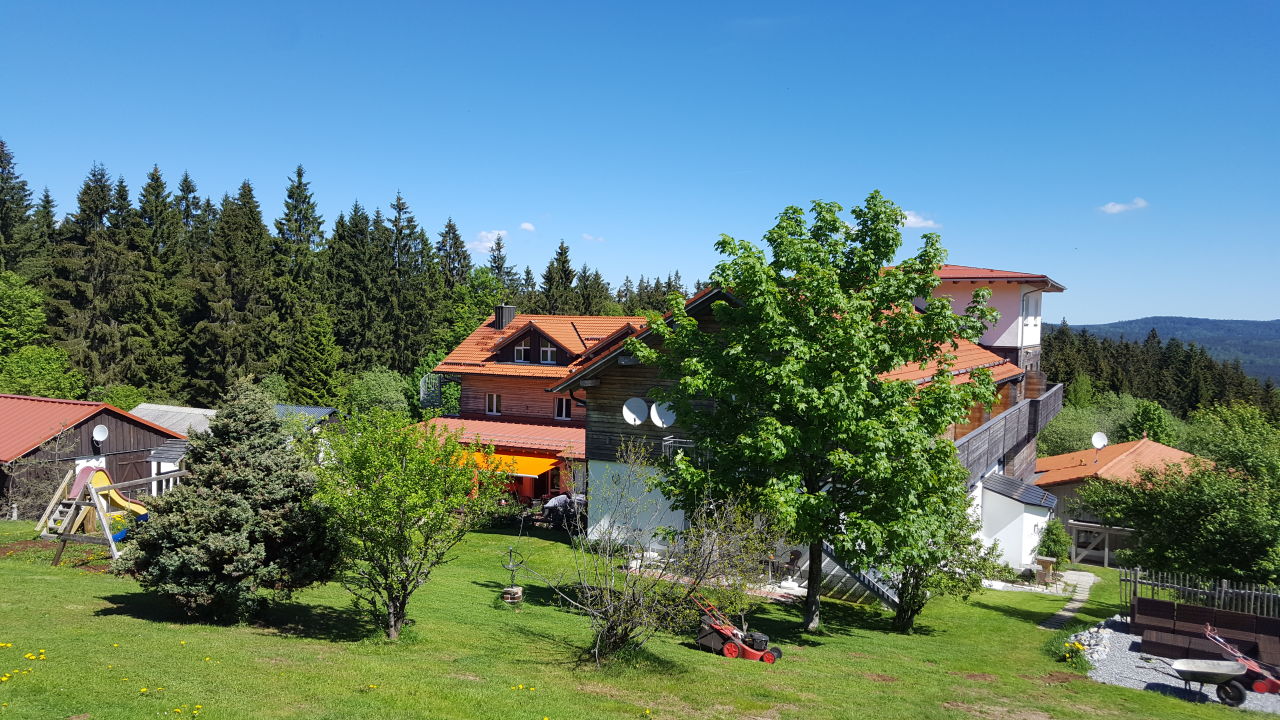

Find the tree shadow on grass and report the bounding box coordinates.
[94,591,376,642]
[969,599,1061,627]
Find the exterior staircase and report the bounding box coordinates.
[788,543,900,610]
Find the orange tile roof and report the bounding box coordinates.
[935,264,1065,291]
[434,314,647,379]
[0,393,185,463]
[1034,438,1196,487]
[424,416,585,458]
[878,338,1021,386]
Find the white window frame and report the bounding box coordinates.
[540,343,557,364]
[554,397,572,421]
[514,338,530,363]
[485,393,501,415]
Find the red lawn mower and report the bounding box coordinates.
[692,594,782,664]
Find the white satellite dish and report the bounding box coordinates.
[91,424,109,443]
[649,402,676,428]
[1091,432,1109,450]
[622,397,649,426]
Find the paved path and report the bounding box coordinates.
[1038,570,1098,630]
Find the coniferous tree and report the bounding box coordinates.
[280,305,342,406]
[516,265,541,313]
[436,217,471,290]
[323,203,393,370]
[385,193,432,374]
[574,263,613,315]
[11,188,56,283]
[185,183,279,404]
[0,140,32,272]
[540,241,578,314]
[486,234,519,302]
[116,379,336,618]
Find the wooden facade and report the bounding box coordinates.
[2,408,181,504]
[459,376,581,424]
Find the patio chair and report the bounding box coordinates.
[773,550,802,581]
[1173,603,1215,636]
[1141,629,1190,659]
[1214,609,1257,643]
[1131,596,1175,635]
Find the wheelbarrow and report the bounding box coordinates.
[1168,659,1248,706]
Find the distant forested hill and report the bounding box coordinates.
[1059,317,1280,381]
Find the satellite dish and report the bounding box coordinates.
[92,424,109,443]
[649,402,676,428]
[622,398,649,426]
[1091,432,1109,450]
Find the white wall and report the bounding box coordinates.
[585,460,685,550]
[932,282,1042,348]
[979,488,1049,567]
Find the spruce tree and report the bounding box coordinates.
[574,263,612,314]
[517,265,541,313]
[486,234,518,302]
[539,241,578,314]
[435,217,471,290]
[280,304,342,405]
[386,193,431,374]
[46,165,116,387]
[323,203,392,370]
[185,183,278,404]
[0,140,32,272]
[269,166,325,388]
[11,188,56,283]
[116,379,336,618]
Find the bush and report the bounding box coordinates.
[343,368,409,414]
[1042,623,1093,672]
[115,379,336,619]
[1036,518,1071,566]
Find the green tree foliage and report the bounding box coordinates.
[0,139,33,272]
[185,183,279,404]
[384,194,435,375]
[1117,399,1180,445]
[1183,403,1280,482]
[343,367,410,414]
[1035,518,1072,565]
[539,241,578,314]
[634,192,998,631]
[322,203,393,370]
[10,188,56,283]
[0,345,85,398]
[279,305,342,406]
[435,217,471,291]
[87,383,148,411]
[486,234,519,302]
[1044,324,1270,417]
[116,380,335,618]
[1077,461,1280,582]
[885,494,1006,632]
[313,410,508,639]
[0,271,45,355]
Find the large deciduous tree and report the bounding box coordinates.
[634,192,997,631]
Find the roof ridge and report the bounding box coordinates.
[1095,438,1147,477]
[0,393,102,406]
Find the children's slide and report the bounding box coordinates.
[68,466,148,540]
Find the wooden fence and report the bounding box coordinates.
[1119,567,1280,618]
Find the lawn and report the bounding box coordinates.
[0,521,1254,719]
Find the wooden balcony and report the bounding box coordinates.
[954,382,1063,485]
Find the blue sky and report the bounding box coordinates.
[3,1,1276,323]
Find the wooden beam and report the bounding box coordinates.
[93,471,188,493]
[35,468,74,534]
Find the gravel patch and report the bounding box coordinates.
[1085,615,1280,714]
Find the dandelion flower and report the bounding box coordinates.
[140,687,149,693]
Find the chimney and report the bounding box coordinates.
[493,305,516,330]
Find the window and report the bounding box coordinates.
[555,397,572,420]
[514,338,530,362]
[540,342,557,364]
[1022,292,1041,323]
[486,393,501,415]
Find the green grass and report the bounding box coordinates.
[0,522,1255,719]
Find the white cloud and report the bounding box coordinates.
[520,222,536,232]
[469,229,506,252]
[1099,197,1149,214]
[903,210,940,229]
[581,232,606,243]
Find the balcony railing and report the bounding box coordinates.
[954,381,1063,485]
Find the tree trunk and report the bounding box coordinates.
[386,600,403,640]
[803,540,823,631]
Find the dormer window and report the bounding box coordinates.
[514,338,531,362]
[540,343,557,364]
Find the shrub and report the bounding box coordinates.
[1036,518,1071,566]
[115,379,336,619]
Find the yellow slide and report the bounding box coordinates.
[88,468,147,515]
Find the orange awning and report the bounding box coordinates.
[472,452,558,478]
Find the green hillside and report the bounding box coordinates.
[1064,317,1280,382]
